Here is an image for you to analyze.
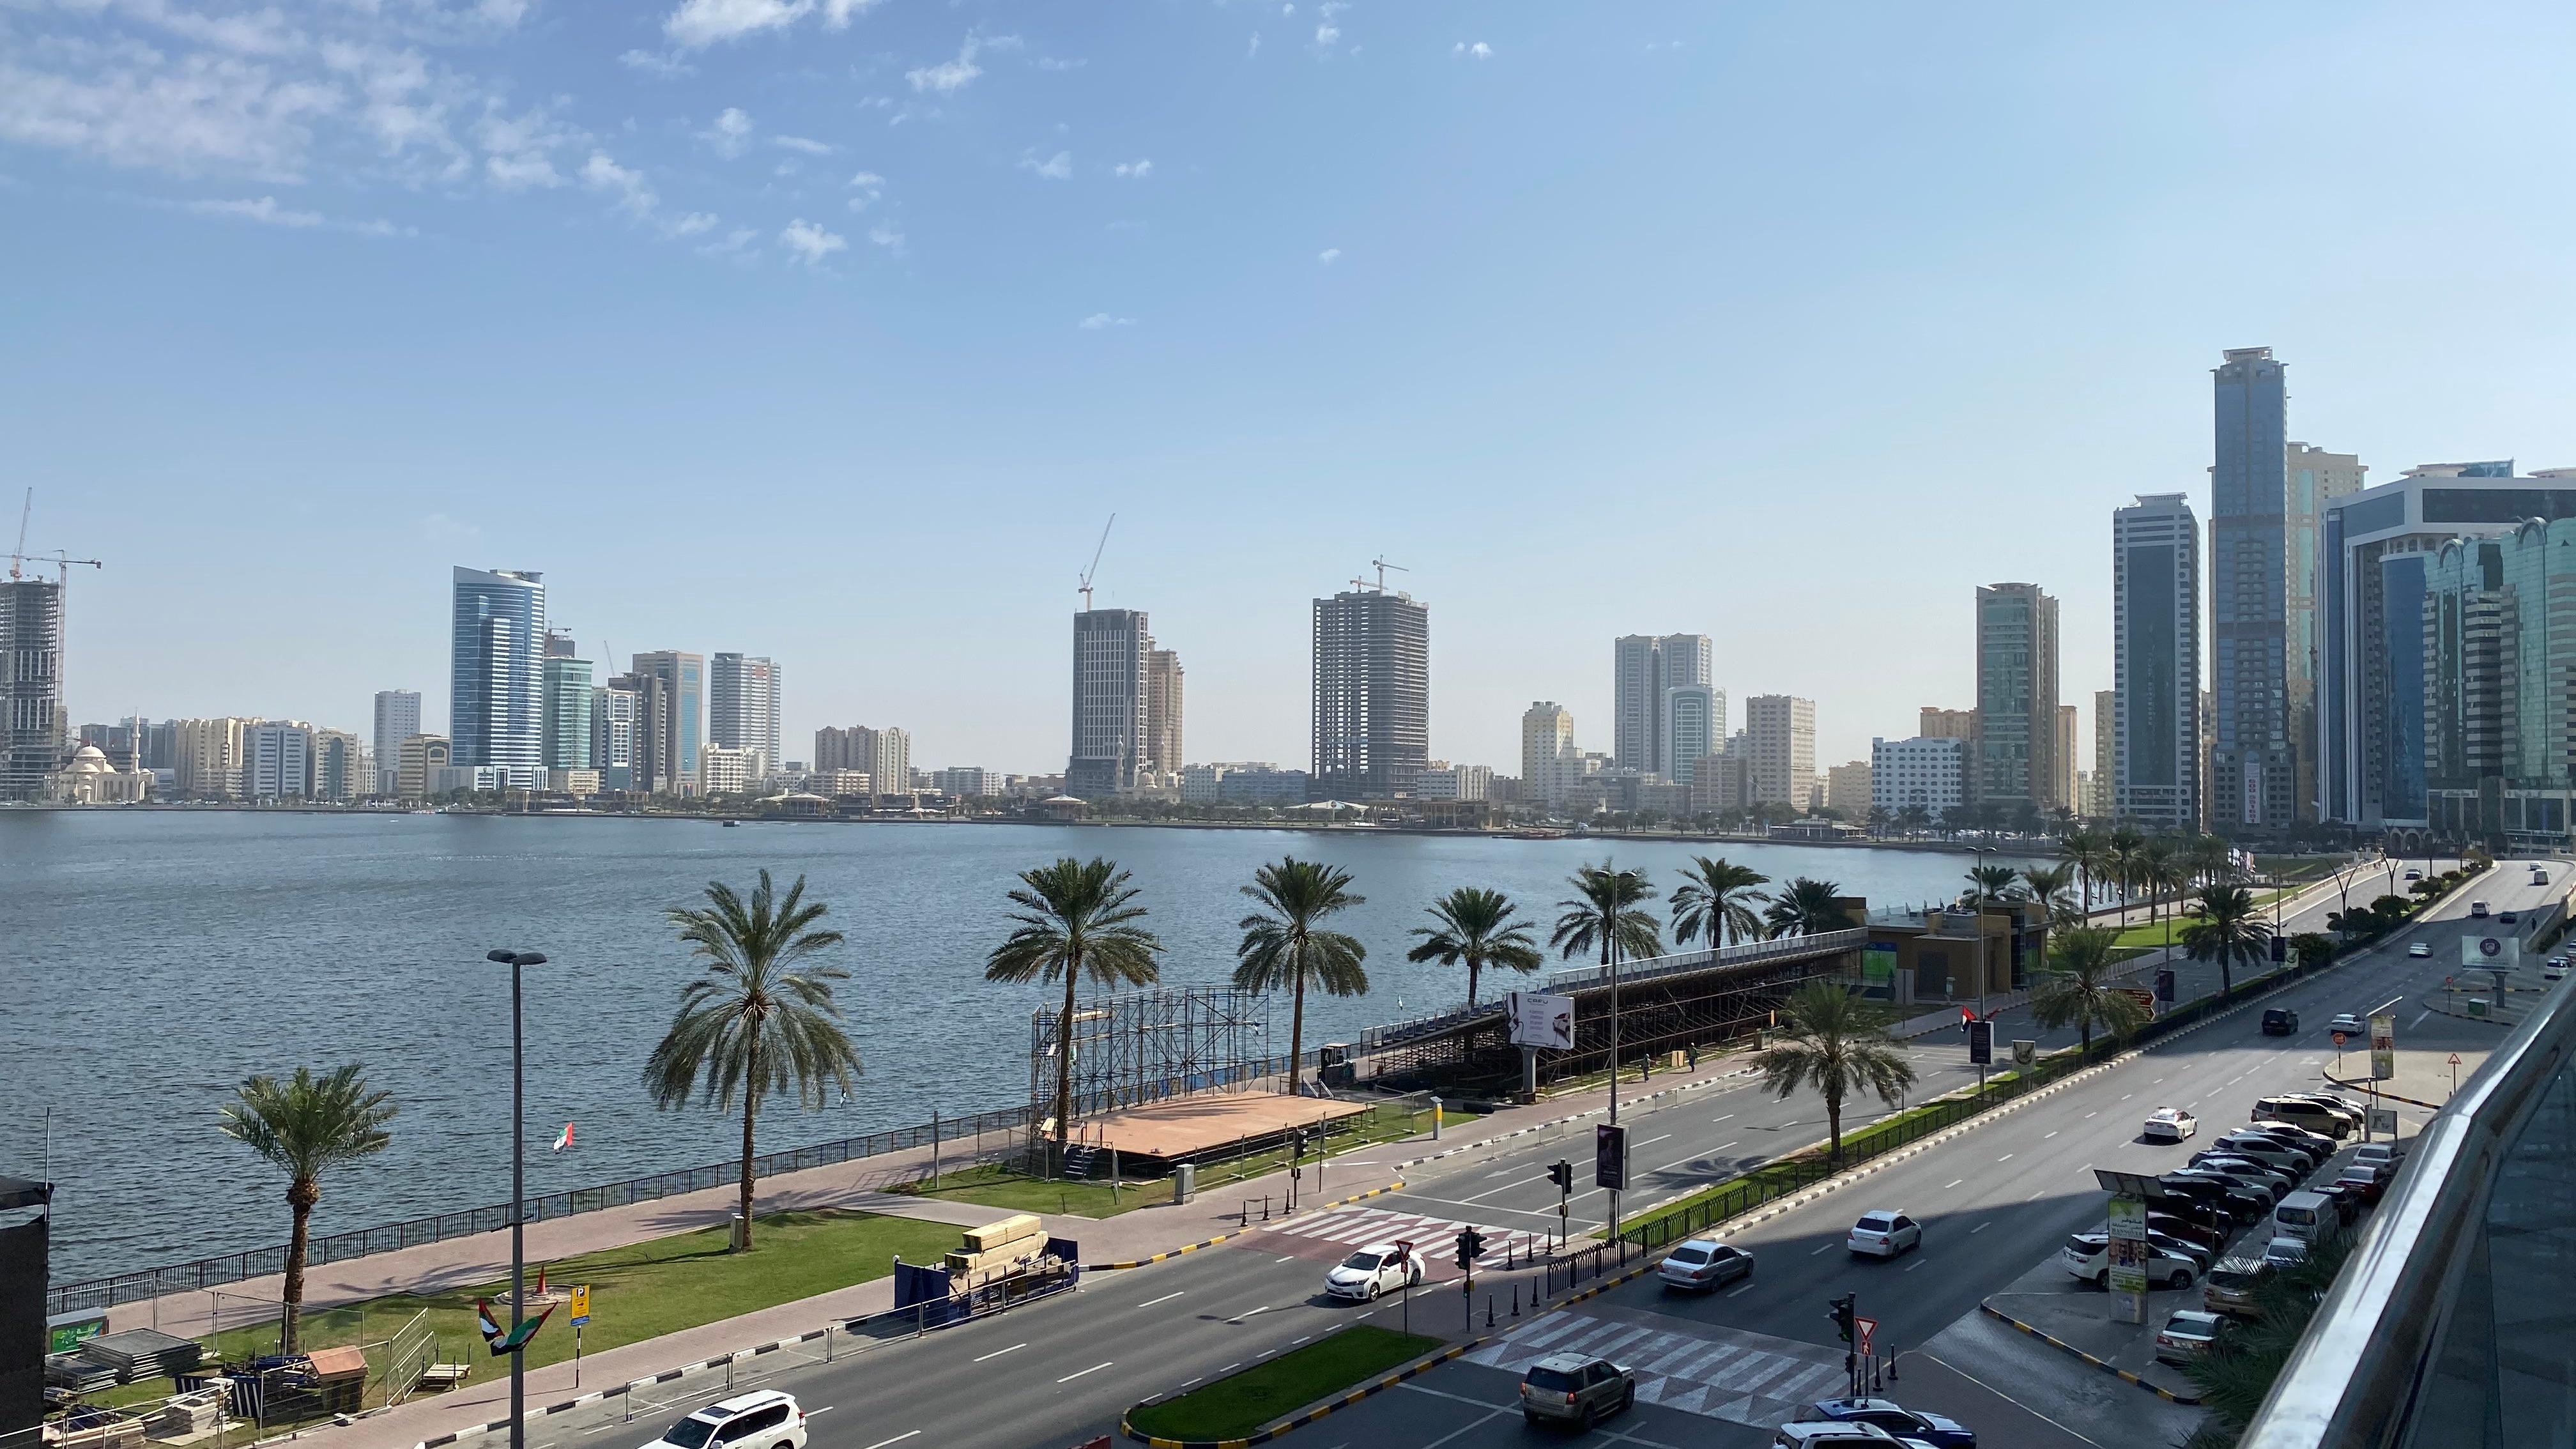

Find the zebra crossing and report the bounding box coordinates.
[1464,1307,1851,1429]
[1252,1204,1552,1271]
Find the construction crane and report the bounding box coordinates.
[1078,514,1116,611]
[8,490,102,584]
[1353,556,1407,592]
[7,489,27,579]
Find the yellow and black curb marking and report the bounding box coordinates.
[1085,1183,1405,1270]
[1980,1303,2201,1406]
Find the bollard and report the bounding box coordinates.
[1512,1284,1521,1317]
[825,1324,835,1363]
[1486,1295,1494,1328]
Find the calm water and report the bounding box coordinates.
[1,812,2022,1281]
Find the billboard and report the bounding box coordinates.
[2370,1010,2396,1082]
[2462,935,2521,969]
[1862,944,1899,993]
[2107,1195,2149,1318]
[1507,992,1575,1051]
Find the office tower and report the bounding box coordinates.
[710,654,782,772]
[543,654,595,770]
[397,734,451,800]
[2115,494,2202,831]
[450,567,547,789]
[1613,634,1713,776]
[1744,695,1814,806]
[546,631,579,659]
[0,576,66,801]
[609,670,674,792]
[1660,685,1722,785]
[590,682,638,790]
[2285,443,2367,822]
[1312,585,1430,799]
[1070,609,1150,797]
[1522,702,1575,807]
[2055,703,2080,812]
[245,721,315,801]
[873,726,910,793]
[2092,688,2116,817]
[2211,347,2294,831]
[372,689,422,795]
[314,730,369,802]
[1143,648,1184,776]
[630,651,703,790]
[1871,736,1970,820]
[1975,583,2060,815]
[815,724,908,797]
[1919,707,1977,741]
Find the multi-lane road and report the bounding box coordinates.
[507,858,2551,1449]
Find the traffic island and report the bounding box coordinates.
[1982,1271,2202,1405]
[1121,1326,1448,1446]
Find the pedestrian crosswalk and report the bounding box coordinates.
[1255,1204,1551,1269]
[1465,1308,1850,1429]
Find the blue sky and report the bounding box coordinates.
[8,1,2576,774]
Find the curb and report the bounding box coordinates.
[1392,1069,1759,1171]
[416,1327,841,1448]
[1084,1183,1405,1271]
[1979,1302,2201,1406]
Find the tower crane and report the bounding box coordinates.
[8,490,103,583]
[7,489,28,579]
[1078,514,1116,611]
[1353,556,1407,592]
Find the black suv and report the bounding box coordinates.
[2261,1008,2298,1036]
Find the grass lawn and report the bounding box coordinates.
[1125,1326,1443,1441]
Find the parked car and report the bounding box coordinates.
[2251,1096,2355,1139]
[1846,1211,1924,1259]
[2272,1190,2337,1243]
[1803,1399,1976,1448]
[2260,1008,2299,1036]
[2061,1233,2199,1289]
[1325,1243,1422,1301]
[2246,1119,2339,1158]
[2143,1107,2199,1142]
[2186,1154,2293,1200]
[2283,1092,2368,1125]
[645,1393,808,1449]
[2147,1209,2225,1253]
[1519,1353,1634,1429]
[2203,1257,2272,1318]
[2209,1133,2312,1174]
[2410,942,2433,958]
[2264,1236,2312,1269]
[2335,1163,2393,1205]
[1657,1238,1753,1292]
[2225,1127,2327,1170]
[2329,1012,2365,1036]
[2097,1223,2214,1271]
[2306,1182,2363,1227]
[2351,1141,2407,1170]
[2162,1172,2270,1223]
[1774,1425,1904,1447]
[2154,1308,2228,1366]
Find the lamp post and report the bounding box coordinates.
[487,948,548,1449]
[1968,845,1994,1023]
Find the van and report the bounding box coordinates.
[2274,1190,2333,1243]
[2471,901,2490,917]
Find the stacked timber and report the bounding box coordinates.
[942,1214,1050,1292]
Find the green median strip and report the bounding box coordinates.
[1125,1326,1443,1442]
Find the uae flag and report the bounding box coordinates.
[553,1123,574,1153]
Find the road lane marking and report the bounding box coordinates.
[2044,1131,2058,1140]
[1356,1310,1373,1319]
[2085,1111,2097,1118]
[1727,1282,1756,1298]
[861,1435,920,1449]
[1229,1306,1272,1323]
[1058,1361,1114,1383]
[1712,1114,1735,1123]
[1713,1141,1740,1153]
[2412,1009,2430,1029]
[1135,1291,1184,1308]
[1276,1255,1297,1262]
[1811,1243,1834,1255]
[971,1343,1026,1362]
[1635,1133,1672,1148]
[1997,1153,2014,1163]
[1972,1220,1992,1233]
[1292,1336,1311,1346]
[1905,1260,1926,1272]
[1943,1179,1964,1190]
[1177,1377,1201,1390]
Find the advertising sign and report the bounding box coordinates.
[2369,1108,2399,1137]
[2370,1011,2396,1082]
[1594,1123,1627,1191]
[1862,945,1899,993]
[2107,1195,2149,1319]
[1966,1018,1994,1066]
[1507,992,1575,1051]
[2462,935,2521,969]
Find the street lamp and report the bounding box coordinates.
[1968,845,1994,1023]
[487,948,548,1449]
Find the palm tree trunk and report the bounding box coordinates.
[1287,970,1307,1096]
[2080,1020,2092,1059]
[737,1080,759,1250]
[1467,960,1479,1009]
[1825,1093,1844,1169]
[282,1181,316,1354]
[1055,950,1080,1157]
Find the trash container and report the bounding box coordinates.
[1174,1162,1196,1204]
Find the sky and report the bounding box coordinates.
[9,1,2576,776]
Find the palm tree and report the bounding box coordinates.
[218,1064,395,1353]
[1764,877,1851,939]
[2028,926,2149,1058]
[2108,825,2147,923]
[2181,882,2271,997]
[1406,886,1542,1008]
[985,857,1165,1156]
[2060,828,2106,916]
[1669,856,1771,954]
[2020,864,2081,926]
[1751,981,1917,1168]
[1551,863,1664,966]
[1966,861,2020,902]
[645,870,865,1248]
[1234,858,1369,1096]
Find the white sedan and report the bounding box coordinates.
[1845,1211,1922,1258]
[1324,1243,1422,1301]
[2143,1108,2198,1142]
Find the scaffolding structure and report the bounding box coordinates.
[1026,987,1271,1142]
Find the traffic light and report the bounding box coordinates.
[1547,1160,1572,1192]
[1454,1226,1486,1269]
[1828,1294,1856,1345]
[1966,1018,1994,1066]
[1290,1128,1306,1160]
[1595,1124,1627,1191]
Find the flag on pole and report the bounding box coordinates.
[553,1123,574,1153]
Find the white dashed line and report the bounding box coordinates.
[862,1435,920,1449]
[1943,1179,1965,1191]
[972,1344,1026,1363]
[1059,1361,1114,1383]
[1136,1292,1184,1309]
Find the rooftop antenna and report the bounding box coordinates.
[8,489,28,580]
[1078,514,1116,611]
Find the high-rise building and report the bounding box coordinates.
[1826,760,1873,819]
[2285,443,2368,821]
[1521,702,1575,808]
[2092,688,2117,817]
[1744,695,1814,806]
[710,654,782,773]
[1660,685,1722,784]
[1871,736,1968,820]
[1974,583,2060,814]
[543,655,595,771]
[610,670,673,792]
[1919,707,1978,741]
[2211,347,2294,831]
[245,720,315,801]
[372,689,421,796]
[590,682,638,790]
[450,567,547,789]
[170,716,255,799]
[1613,634,1713,777]
[1070,609,1149,797]
[2055,703,2080,813]
[0,576,66,801]
[397,734,451,800]
[2114,493,2203,831]
[546,630,579,659]
[700,744,760,796]
[631,651,705,790]
[314,730,369,802]
[1312,585,1430,799]
[1143,648,1184,776]
[814,724,908,797]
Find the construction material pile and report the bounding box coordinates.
[74,1331,203,1384]
[940,1214,1058,1292]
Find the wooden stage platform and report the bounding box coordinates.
[1080,1092,1372,1160]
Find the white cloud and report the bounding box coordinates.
[665,210,719,236]
[1034,56,1084,72]
[698,225,758,261]
[1314,0,1346,49]
[1280,3,1294,14]
[1078,313,1134,330]
[845,169,884,208]
[1246,32,1262,57]
[580,150,656,216]
[0,49,344,183]
[1020,149,1070,181]
[772,134,832,155]
[618,50,695,79]
[1314,22,1337,46]
[1317,247,1340,264]
[1453,41,1491,59]
[779,217,845,265]
[187,195,322,226]
[700,106,753,157]
[866,220,903,254]
[907,35,983,93]
[664,0,813,50]
[475,102,580,190]
[1112,158,1151,180]
[822,0,880,27]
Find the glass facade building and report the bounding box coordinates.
[1974,582,2060,813]
[2211,347,2296,831]
[448,567,546,789]
[1312,587,1430,800]
[542,654,594,770]
[2113,494,2200,830]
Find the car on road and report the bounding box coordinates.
[1518,1352,1633,1429]
[645,1392,808,1449]
[2405,870,2424,881]
[2162,1172,2271,1223]
[2410,941,2433,958]
[2264,1236,2312,1269]
[2472,901,2490,917]
[2203,1257,2272,1318]
[2061,1233,2198,1289]
[2329,1012,2365,1036]
[2155,1308,2228,1365]
[2260,1008,2299,1036]
[2187,1154,2294,1199]
[1804,1399,1976,1448]
[2144,1107,2198,1142]
[1657,1237,1753,1292]
[1846,1211,1924,1259]
[2251,1096,2356,1138]
[1325,1243,1422,1301]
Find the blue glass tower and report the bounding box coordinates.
[2211,347,2292,832]
[450,567,547,788]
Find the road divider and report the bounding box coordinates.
[1979,1302,2200,1405]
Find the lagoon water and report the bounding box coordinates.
[2,811,2027,1281]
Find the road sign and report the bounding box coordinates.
[2370,1010,2396,1082]
[2369,1108,2398,1136]
[2331,1030,2349,1048]
[2448,1052,2464,1067]
[1853,1315,1878,1358]
[569,1284,590,1327]
[2118,987,2158,1016]
[2012,1038,2036,1066]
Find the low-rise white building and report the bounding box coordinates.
[1415,763,1494,801]
[700,744,760,796]
[1871,736,1968,818]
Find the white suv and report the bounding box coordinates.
[644,1393,807,1449]
[2061,1232,2197,1289]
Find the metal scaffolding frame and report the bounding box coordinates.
[1027,986,1273,1138]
